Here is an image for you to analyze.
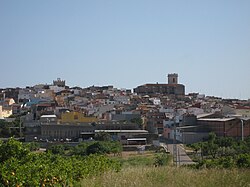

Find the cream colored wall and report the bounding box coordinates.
[235,109,250,118]
[61,112,98,123]
[0,106,12,118]
[7,98,15,105]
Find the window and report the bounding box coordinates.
[74,114,78,120]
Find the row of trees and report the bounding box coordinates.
[47,141,123,156]
[188,133,250,168]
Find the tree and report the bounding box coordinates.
[207,132,219,158]
[86,142,108,155]
[0,138,30,162]
[108,141,122,156]
[190,142,202,154]
[208,143,219,159]
[95,132,112,141]
[208,132,216,143]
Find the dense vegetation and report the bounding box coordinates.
[0,119,21,138]
[1,134,250,186]
[47,141,123,156]
[0,139,121,186]
[187,133,250,168]
[0,138,172,186]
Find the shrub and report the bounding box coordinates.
[236,154,250,168]
[218,156,235,168]
[47,144,65,155]
[154,153,170,167]
[26,142,40,151]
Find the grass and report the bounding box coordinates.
[79,166,250,187]
[77,151,250,187]
[119,151,156,167]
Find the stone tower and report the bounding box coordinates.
[53,78,65,87]
[168,73,178,84]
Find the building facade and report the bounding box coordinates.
[134,73,185,96]
[60,112,98,123]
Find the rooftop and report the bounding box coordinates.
[141,84,183,87]
[41,115,57,118]
[94,130,148,133]
[197,117,235,122]
[196,113,214,119]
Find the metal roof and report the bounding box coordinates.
[197,117,235,122]
[94,130,148,133]
[80,132,95,135]
[127,138,147,141]
[196,113,214,119]
[177,126,200,129]
[40,115,57,118]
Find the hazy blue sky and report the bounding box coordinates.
[0,1,250,99]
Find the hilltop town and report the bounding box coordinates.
[1,73,249,144]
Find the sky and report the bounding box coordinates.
[0,1,250,99]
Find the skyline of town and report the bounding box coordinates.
[1,76,249,100]
[1,74,250,144]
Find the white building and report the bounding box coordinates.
[149,98,161,105]
[18,89,36,102]
[49,85,65,93]
[113,95,130,104]
[187,107,204,116]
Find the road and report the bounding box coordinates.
[166,143,195,166]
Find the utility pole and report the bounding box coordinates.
[173,116,177,167]
[178,147,181,166]
[19,116,22,137]
[19,115,26,138]
[241,119,244,141]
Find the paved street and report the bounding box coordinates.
[166,143,195,166]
